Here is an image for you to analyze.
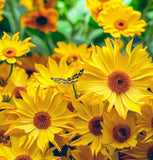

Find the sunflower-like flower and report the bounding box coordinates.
[70,97,110,157]
[4,66,28,98]
[136,97,153,142]
[78,38,153,118]
[16,52,48,77]
[21,8,59,33]
[98,4,147,37]
[53,42,89,65]
[121,141,153,160]
[86,0,122,21]
[102,108,138,149]
[0,136,60,160]
[5,88,73,153]
[0,32,35,64]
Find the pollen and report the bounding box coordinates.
[147,145,153,160]
[33,111,51,129]
[2,47,17,58]
[114,19,128,30]
[113,123,131,143]
[108,70,131,94]
[15,155,32,160]
[88,116,103,136]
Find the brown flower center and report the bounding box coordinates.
[67,55,78,65]
[2,47,17,58]
[114,19,128,30]
[15,155,32,160]
[108,70,131,94]
[88,116,103,136]
[13,87,27,99]
[0,129,10,145]
[147,144,153,160]
[113,123,131,143]
[33,111,51,129]
[36,16,48,26]
[67,101,74,112]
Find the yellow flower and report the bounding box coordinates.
[102,108,138,149]
[0,0,5,21]
[16,52,48,77]
[78,38,153,119]
[86,0,122,21]
[53,42,89,65]
[70,98,109,157]
[5,66,28,98]
[0,32,35,64]
[98,4,147,37]
[0,136,59,160]
[136,97,153,142]
[121,141,153,160]
[21,8,59,33]
[5,88,73,153]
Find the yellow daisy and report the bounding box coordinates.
[136,97,153,142]
[53,42,89,65]
[16,52,48,77]
[86,0,122,21]
[98,4,147,37]
[78,38,153,118]
[0,32,35,64]
[0,136,60,160]
[102,108,138,149]
[5,88,73,153]
[70,97,109,157]
[121,141,153,160]
[4,66,28,98]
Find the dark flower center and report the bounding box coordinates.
[36,16,48,26]
[114,19,128,30]
[33,111,51,129]
[108,70,131,94]
[15,155,32,160]
[88,116,103,136]
[147,144,153,160]
[113,123,131,143]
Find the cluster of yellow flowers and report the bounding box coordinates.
[0,0,153,160]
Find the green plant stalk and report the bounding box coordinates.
[72,84,78,99]
[2,64,13,86]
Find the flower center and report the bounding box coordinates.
[67,55,78,65]
[13,87,27,99]
[113,123,131,143]
[114,19,128,30]
[36,16,48,26]
[108,70,131,94]
[67,101,74,112]
[2,47,17,58]
[44,0,48,3]
[0,129,10,145]
[33,111,51,129]
[88,116,103,136]
[147,145,153,160]
[15,155,32,160]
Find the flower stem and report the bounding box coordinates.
[2,64,13,86]
[72,84,77,99]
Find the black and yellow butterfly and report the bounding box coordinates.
[50,69,84,84]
